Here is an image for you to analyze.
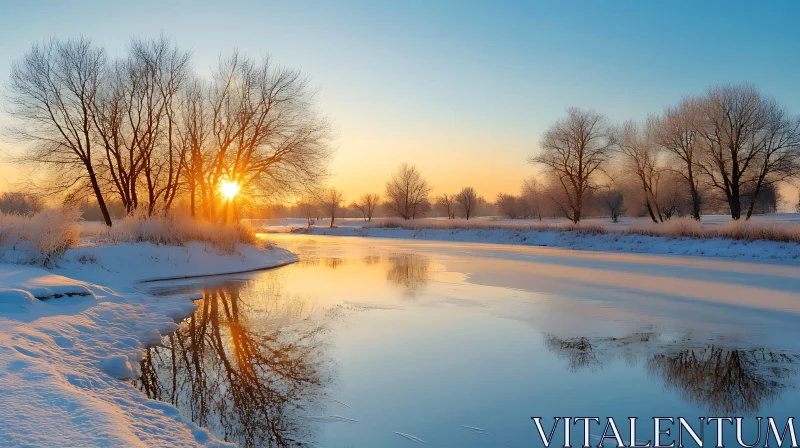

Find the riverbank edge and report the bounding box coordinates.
[279,226,800,264]
[0,242,298,447]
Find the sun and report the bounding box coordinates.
[220,180,240,201]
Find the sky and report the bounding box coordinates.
[1,0,799,203]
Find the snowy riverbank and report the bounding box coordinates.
[284,226,800,263]
[0,242,296,447]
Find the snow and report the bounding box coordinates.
[0,240,296,447]
[276,223,800,263]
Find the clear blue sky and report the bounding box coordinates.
[1,0,799,198]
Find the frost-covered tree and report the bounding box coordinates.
[529,107,616,223]
[385,164,432,220]
[353,193,379,221]
[455,186,479,220]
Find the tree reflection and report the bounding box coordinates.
[323,257,345,270]
[647,346,798,415]
[136,281,330,447]
[386,253,430,297]
[361,255,381,265]
[545,333,799,415]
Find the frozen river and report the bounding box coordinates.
[139,234,800,447]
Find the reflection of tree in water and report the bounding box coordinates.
[545,333,799,415]
[135,281,330,447]
[323,257,345,270]
[298,257,321,267]
[361,255,381,265]
[647,347,798,415]
[386,253,430,297]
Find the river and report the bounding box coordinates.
[136,234,800,447]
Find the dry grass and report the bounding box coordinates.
[0,207,81,266]
[82,210,258,254]
[365,217,800,244]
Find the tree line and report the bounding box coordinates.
[531,84,800,223]
[280,83,799,225]
[4,36,332,225]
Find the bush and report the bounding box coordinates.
[84,210,258,254]
[0,207,81,266]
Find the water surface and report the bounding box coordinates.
[137,235,800,447]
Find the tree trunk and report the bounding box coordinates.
[687,172,701,220]
[87,163,113,226]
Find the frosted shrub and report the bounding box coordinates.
[0,207,81,266]
[629,217,706,239]
[91,211,258,254]
[28,207,81,265]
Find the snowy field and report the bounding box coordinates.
[251,212,800,230]
[0,241,296,447]
[253,214,800,264]
[0,213,798,446]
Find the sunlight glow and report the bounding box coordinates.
[220,180,241,201]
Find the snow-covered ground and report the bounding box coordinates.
[249,212,800,230]
[0,242,296,447]
[255,215,800,264]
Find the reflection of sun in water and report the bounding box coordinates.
[220,180,240,200]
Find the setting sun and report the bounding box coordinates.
[220,180,240,200]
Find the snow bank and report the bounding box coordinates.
[293,226,800,263]
[363,216,800,244]
[63,241,297,285]
[0,240,296,446]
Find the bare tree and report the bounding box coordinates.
[434,193,456,219]
[296,198,317,227]
[319,188,343,228]
[744,105,800,219]
[0,192,45,215]
[529,108,616,223]
[455,186,479,220]
[496,193,522,219]
[385,163,432,220]
[177,78,210,217]
[598,186,625,223]
[93,36,191,216]
[353,193,379,221]
[694,84,800,220]
[200,51,332,220]
[521,176,545,221]
[654,98,704,220]
[619,119,666,223]
[7,38,114,225]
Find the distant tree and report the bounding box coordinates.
[353,193,379,221]
[297,199,317,227]
[435,194,456,219]
[530,108,616,223]
[598,187,625,223]
[695,84,800,220]
[521,176,545,221]
[619,119,666,223]
[0,192,45,215]
[7,38,114,226]
[496,193,521,219]
[744,183,780,215]
[320,188,343,228]
[385,164,432,220]
[455,187,479,220]
[654,98,704,220]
